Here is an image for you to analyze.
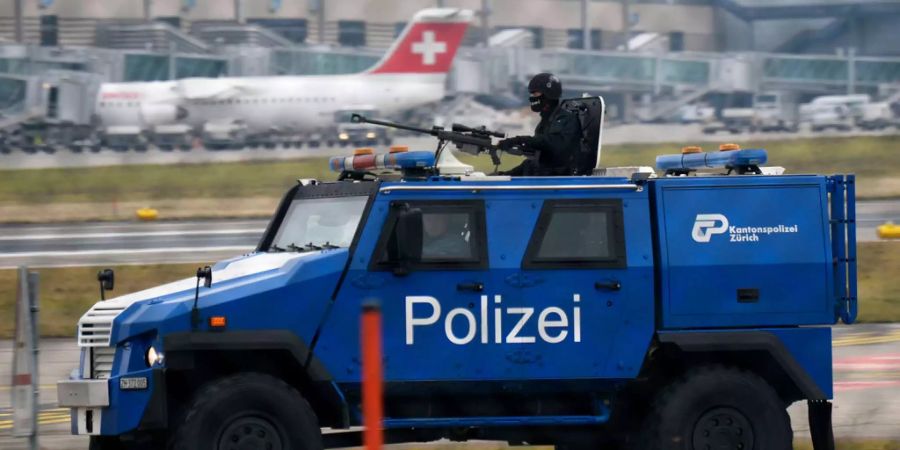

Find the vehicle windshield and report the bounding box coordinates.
[269,196,368,252]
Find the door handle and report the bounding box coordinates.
[457,282,484,292]
[595,280,621,291]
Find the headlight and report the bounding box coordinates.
[365,132,376,139]
[145,346,164,367]
[338,132,349,140]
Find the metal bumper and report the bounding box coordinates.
[57,379,109,408]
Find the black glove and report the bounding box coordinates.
[497,136,529,150]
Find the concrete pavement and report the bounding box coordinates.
[1,125,897,170]
[1,324,899,449]
[0,219,266,268]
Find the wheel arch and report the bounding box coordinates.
[162,330,348,428]
[653,330,827,403]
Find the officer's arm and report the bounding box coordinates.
[519,113,579,154]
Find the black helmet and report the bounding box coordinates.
[528,73,562,100]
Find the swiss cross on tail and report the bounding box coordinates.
[368,9,472,74]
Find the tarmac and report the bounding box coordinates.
[0,198,896,268]
[0,124,897,170]
[1,324,899,449]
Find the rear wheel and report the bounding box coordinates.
[635,365,791,450]
[170,372,322,450]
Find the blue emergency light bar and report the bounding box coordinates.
[329,150,435,172]
[656,149,768,172]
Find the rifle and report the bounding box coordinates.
[351,114,504,166]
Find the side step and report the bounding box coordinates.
[321,413,611,448]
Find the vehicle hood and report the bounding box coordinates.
[77,251,341,347]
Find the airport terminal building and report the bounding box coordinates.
[0,0,899,128]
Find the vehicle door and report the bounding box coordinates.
[512,196,653,380]
[328,197,494,383]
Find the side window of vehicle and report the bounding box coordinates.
[523,199,626,269]
[371,200,488,270]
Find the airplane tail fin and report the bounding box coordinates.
[366,8,472,75]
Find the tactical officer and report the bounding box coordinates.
[497,73,581,176]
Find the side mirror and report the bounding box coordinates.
[197,266,212,288]
[97,268,114,300]
[390,205,422,276]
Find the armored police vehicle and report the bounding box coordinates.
[58,97,856,450]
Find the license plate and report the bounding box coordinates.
[119,377,148,390]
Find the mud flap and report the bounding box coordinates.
[808,399,835,450]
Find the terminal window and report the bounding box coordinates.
[339,21,366,47]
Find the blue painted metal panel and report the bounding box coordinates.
[98,251,346,434]
[322,177,653,385]
[652,175,834,328]
[769,327,833,399]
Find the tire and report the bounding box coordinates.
[170,372,322,450]
[91,434,164,450]
[89,436,125,450]
[635,365,791,450]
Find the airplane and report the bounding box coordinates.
[95,8,472,132]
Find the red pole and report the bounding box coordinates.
[361,302,383,450]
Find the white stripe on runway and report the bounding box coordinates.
[0,245,255,258]
[0,229,264,241]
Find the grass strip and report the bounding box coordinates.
[0,242,896,339]
[0,136,897,206]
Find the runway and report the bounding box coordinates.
[1,324,899,449]
[1,125,897,171]
[0,219,266,268]
[0,199,897,268]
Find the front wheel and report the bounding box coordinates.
[636,365,791,450]
[170,372,322,450]
[89,436,125,450]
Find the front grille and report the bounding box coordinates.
[91,347,116,379]
[78,303,126,347]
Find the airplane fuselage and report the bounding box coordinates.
[97,73,446,132]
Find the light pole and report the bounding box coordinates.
[14,0,23,42]
[581,0,590,50]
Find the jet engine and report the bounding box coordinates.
[139,103,188,125]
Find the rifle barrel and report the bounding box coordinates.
[352,114,434,135]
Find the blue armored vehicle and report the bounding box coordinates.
[59,99,856,450]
